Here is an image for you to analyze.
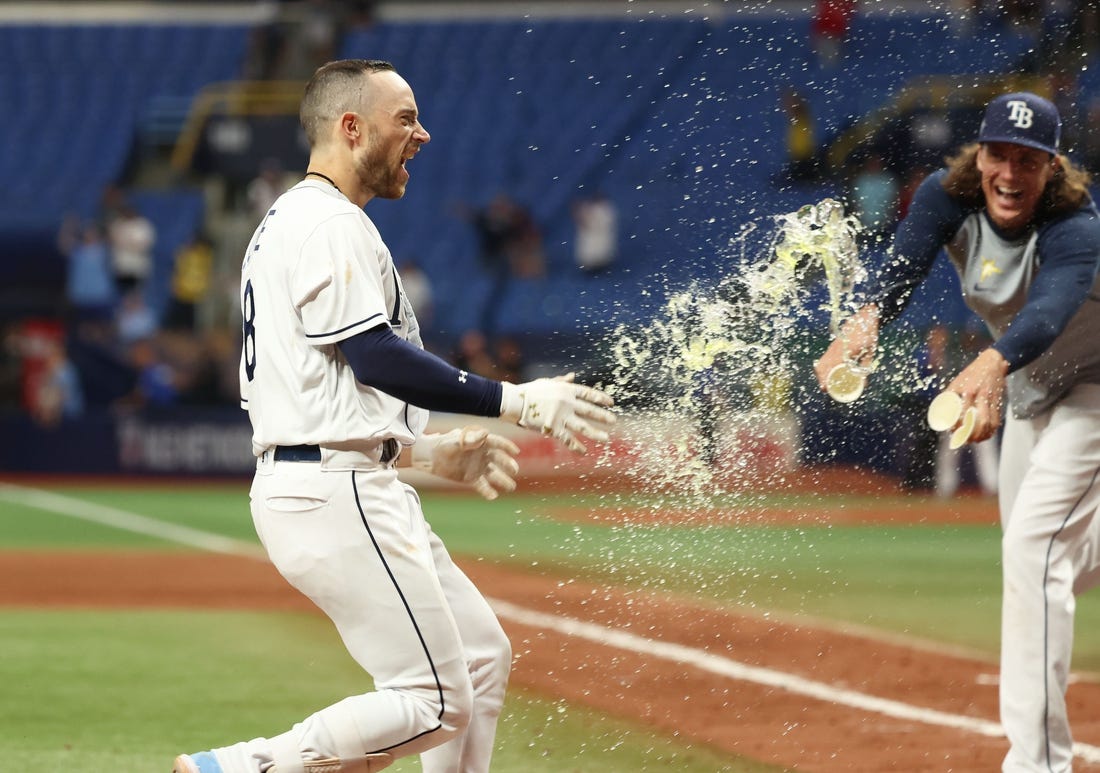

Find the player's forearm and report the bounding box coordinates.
[868,170,963,325]
[338,326,504,416]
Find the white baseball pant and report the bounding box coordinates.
[207,457,511,773]
[998,384,1100,773]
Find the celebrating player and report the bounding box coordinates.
[814,92,1100,771]
[174,59,615,773]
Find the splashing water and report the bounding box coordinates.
[603,198,865,503]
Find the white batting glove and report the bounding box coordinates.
[499,373,616,454]
[411,426,521,500]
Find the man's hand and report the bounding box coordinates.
[499,374,616,454]
[813,304,881,393]
[944,347,1009,444]
[411,427,521,500]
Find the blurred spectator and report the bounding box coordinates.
[246,158,290,223]
[107,201,156,294]
[116,289,158,347]
[0,324,22,410]
[897,165,931,221]
[164,232,215,333]
[119,338,178,408]
[31,337,84,427]
[777,88,820,184]
[906,110,954,168]
[159,330,228,406]
[348,0,379,27]
[493,336,526,383]
[1049,70,1083,153]
[301,0,340,70]
[461,193,545,335]
[572,191,618,274]
[1068,0,1100,57]
[947,0,982,38]
[99,184,127,225]
[1000,0,1043,35]
[9,319,84,425]
[57,216,117,331]
[504,209,545,280]
[810,0,856,68]
[246,1,373,81]
[397,258,434,328]
[849,153,899,243]
[452,329,496,378]
[245,14,289,80]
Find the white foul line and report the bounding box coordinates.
[0,482,265,559]
[4,482,1100,764]
[487,600,1100,764]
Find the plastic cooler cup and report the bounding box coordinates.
[927,391,963,432]
[825,362,867,404]
[949,407,977,449]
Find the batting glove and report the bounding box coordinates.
[411,426,521,500]
[499,373,616,454]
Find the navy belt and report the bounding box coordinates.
[273,444,321,462]
[273,439,400,464]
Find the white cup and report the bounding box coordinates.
[949,407,977,449]
[825,362,868,404]
[927,391,963,432]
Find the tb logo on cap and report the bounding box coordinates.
[1007,100,1034,129]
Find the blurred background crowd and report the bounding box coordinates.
[3,0,1099,486]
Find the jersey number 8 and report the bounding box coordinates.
[243,279,257,382]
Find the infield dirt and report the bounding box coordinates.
[3,527,1100,772]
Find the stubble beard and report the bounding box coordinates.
[357,131,407,200]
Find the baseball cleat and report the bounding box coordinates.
[173,751,223,773]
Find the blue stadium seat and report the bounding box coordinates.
[2,12,1091,339]
[0,21,251,258]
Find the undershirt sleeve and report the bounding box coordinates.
[992,212,1100,371]
[868,170,968,325]
[337,325,504,416]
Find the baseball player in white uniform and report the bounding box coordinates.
[174,59,615,773]
[815,92,1100,771]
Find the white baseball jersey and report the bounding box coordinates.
[239,179,428,457]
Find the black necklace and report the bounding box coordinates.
[305,171,340,192]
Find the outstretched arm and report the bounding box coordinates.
[815,170,965,395]
[338,325,615,454]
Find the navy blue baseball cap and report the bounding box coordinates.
[978,92,1061,156]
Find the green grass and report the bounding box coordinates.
[0,609,779,773]
[3,484,1099,668]
[3,481,1100,771]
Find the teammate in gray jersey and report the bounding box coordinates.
[174,60,615,773]
[815,92,1100,771]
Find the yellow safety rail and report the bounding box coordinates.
[170,80,306,173]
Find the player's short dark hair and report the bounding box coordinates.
[942,142,1092,219]
[300,59,397,146]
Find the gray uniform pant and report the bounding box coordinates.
[999,384,1100,772]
